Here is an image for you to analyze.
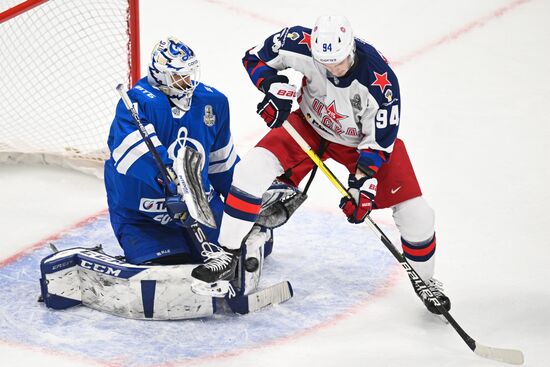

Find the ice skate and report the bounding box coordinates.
[410,277,451,315]
[191,243,240,283]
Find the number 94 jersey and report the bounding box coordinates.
[244,25,400,154]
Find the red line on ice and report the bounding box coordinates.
[0,209,108,268]
[391,0,531,66]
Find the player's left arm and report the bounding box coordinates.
[357,70,401,178]
[341,69,400,223]
[208,98,240,197]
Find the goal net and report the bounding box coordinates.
[0,0,140,177]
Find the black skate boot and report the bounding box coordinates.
[191,244,241,283]
[410,277,451,315]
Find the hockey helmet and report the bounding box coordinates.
[147,37,200,111]
[311,15,355,64]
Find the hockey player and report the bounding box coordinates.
[191,16,451,314]
[104,37,241,266]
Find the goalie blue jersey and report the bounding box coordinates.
[104,77,239,229]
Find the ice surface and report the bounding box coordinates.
[1,0,549,366]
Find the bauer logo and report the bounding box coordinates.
[139,198,166,213]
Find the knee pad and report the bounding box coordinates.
[232,147,284,197]
[392,196,435,243]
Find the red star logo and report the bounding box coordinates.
[298,31,311,50]
[371,72,392,93]
[325,101,348,122]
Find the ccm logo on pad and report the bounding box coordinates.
[80,260,121,277]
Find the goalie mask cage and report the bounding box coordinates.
[0,0,140,177]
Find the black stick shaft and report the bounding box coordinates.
[116,84,173,188]
[364,218,476,351]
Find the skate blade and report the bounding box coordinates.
[191,279,233,298]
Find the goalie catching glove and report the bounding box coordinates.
[257,75,297,128]
[339,174,377,224]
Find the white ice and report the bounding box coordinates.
[1,0,549,366]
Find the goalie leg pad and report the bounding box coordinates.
[234,225,267,296]
[40,247,215,320]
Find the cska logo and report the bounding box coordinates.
[311,99,349,136]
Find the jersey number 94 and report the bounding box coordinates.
[375,105,399,129]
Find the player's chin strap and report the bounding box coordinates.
[281,121,524,366]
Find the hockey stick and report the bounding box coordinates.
[282,121,524,365]
[115,84,216,228]
[116,84,173,189]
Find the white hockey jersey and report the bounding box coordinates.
[243,26,400,173]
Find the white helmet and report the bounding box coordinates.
[311,15,355,64]
[147,37,200,111]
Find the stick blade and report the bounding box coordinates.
[474,343,524,365]
[227,281,293,314]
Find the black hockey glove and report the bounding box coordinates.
[165,195,192,224]
[339,174,377,224]
[156,169,193,227]
[256,75,296,128]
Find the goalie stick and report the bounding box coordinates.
[282,121,524,365]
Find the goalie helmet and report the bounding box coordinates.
[311,15,355,64]
[147,37,200,111]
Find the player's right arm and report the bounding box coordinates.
[242,25,311,91]
[242,26,310,127]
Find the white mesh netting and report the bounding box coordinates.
[0,0,136,176]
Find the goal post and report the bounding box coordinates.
[0,0,140,177]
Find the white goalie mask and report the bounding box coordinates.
[311,15,355,65]
[147,37,200,112]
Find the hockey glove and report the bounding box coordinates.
[339,174,377,224]
[156,168,193,227]
[165,195,194,227]
[257,75,296,128]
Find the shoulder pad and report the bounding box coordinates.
[280,25,313,56]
